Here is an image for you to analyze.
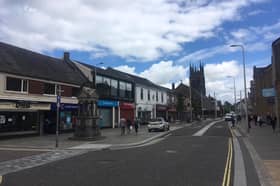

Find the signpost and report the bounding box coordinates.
[55,86,63,148]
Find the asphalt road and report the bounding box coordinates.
[1,120,236,186]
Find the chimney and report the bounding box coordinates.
[172,83,175,90]
[63,52,70,61]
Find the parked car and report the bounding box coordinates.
[147,117,170,132]
[224,113,233,121]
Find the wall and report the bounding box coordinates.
[0,72,78,104]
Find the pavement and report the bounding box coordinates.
[237,120,280,186]
[0,119,237,186]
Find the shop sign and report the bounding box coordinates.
[120,102,134,109]
[16,101,31,109]
[262,88,275,97]
[156,105,167,111]
[97,100,118,107]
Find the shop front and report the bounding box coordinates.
[120,102,134,122]
[167,107,177,122]
[49,103,78,133]
[136,104,153,124]
[0,100,50,134]
[156,104,168,121]
[97,99,118,128]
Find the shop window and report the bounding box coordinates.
[103,77,111,86]
[6,77,28,92]
[44,83,56,95]
[140,88,143,100]
[111,79,118,96]
[119,81,126,97]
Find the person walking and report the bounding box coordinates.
[134,117,139,135]
[253,114,257,126]
[271,116,277,133]
[120,118,126,135]
[127,119,132,134]
[231,114,235,128]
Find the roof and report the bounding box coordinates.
[78,63,134,83]
[173,83,190,97]
[0,42,87,86]
[272,37,280,46]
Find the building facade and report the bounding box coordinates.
[74,64,135,128]
[0,42,87,135]
[272,37,280,125]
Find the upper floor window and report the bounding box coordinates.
[119,81,126,98]
[111,79,118,96]
[125,83,132,99]
[161,92,164,102]
[44,83,56,95]
[156,91,158,102]
[6,77,28,93]
[148,90,150,101]
[140,88,143,100]
[96,75,103,84]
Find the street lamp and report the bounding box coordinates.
[227,76,237,113]
[230,44,249,133]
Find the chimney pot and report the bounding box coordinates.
[64,52,70,61]
[172,83,175,90]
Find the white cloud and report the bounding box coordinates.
[248,9,266,16]
[178,19,280,63]
[204,60,253,103]
[114,60,188,87]
[0,0,266,61]
[114,65,137,75]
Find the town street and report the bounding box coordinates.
[0,120,261,186]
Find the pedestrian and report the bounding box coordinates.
[127,119,132,134]
[134,117,139,135]
[120,118,126,135]
[266,113,272,125]
[231,114,235,128]
[253,114,257,126]
[271,116,277,133]
[248,115,252,130]
[257,115,263,127]
[237,115,241,124]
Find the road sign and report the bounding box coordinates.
[262,88,275,97]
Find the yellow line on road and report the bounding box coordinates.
[226,139,233,186]
[222,138,233,186]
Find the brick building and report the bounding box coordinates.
[272,37,280,123]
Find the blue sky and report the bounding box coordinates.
[0,0,279,103]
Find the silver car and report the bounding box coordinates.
[147,117,170,132]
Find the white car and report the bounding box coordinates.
[148,117,170,132]
[224,113,233,121]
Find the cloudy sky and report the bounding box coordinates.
[0,0,279,103]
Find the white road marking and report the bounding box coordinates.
[232,137,247,186]
[192,120,222,136]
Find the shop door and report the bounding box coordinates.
[98,108,112,128]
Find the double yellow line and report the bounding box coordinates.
[222,137,233,186]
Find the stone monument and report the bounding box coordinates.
[72,86,102,140]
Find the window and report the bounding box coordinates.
[125,83,132,99]
[148,90,150,101]
[119,81,126,97]
[140,88,143,100]
[44,83,56,95]
[111,79,118,96]
[161,92,164,102]
[96,75,103,84]
[72,87,80,97]
[103,77,111,86]
[156,91,158,102]
[6,77,28,92]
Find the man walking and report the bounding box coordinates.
[134,117,139,135]
[120,118,126,135]
[271,115,277,133]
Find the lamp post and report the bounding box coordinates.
[230,44,249,133]
[227,76,237,113]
